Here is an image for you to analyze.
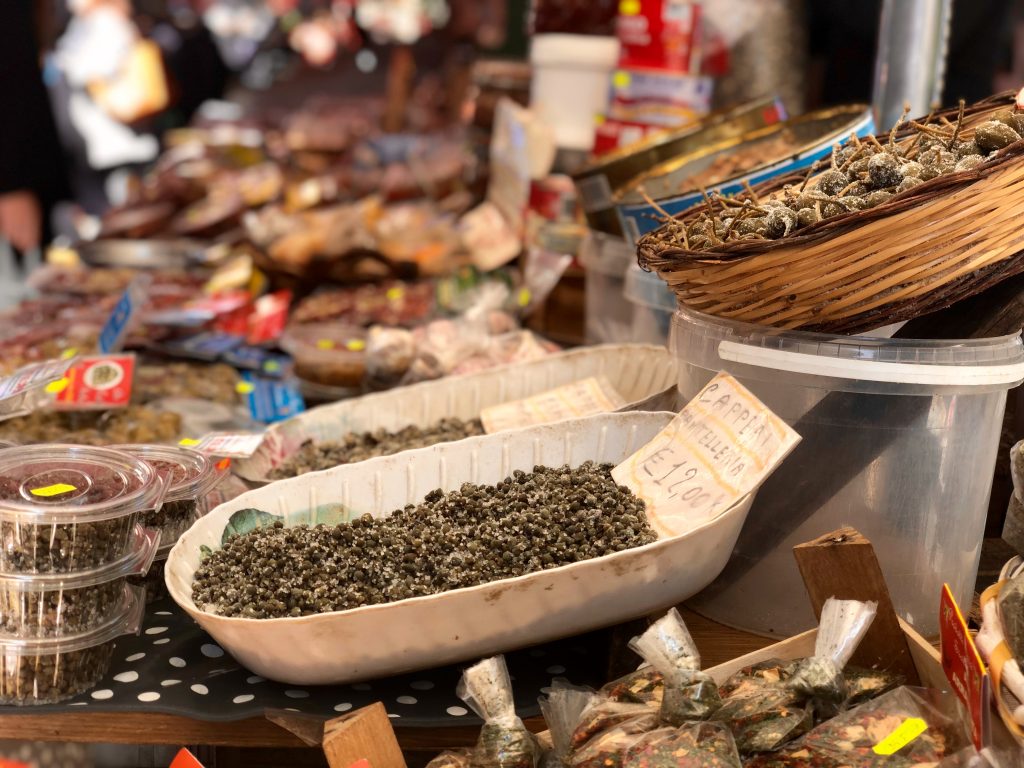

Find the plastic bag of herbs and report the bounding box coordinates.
[459,656,541,768]
[711,598,878,754]
[622,722,741,768]
[742,686,975,767]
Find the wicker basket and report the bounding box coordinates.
[637,92,1024,333]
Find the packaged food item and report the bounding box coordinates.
[622,722,741,768]
[743,686,972,767]
[279,322,367,388]
[0,585,144,705]
[540,682,594,765]
[427,751,473,768]
[458,656,540,768]
[599,667,664,706]
[126,541,173,604]
[571,698,658,752]
[842,666,903,709]
[629,608,720,725]
[133,362,241,405]
[0,445,166,573]
[712,598,877,753]
[568,710,659,768]
[0,406,183,446]
[112,444,221,547]
[0,526,157,637]
[365,325,416,387]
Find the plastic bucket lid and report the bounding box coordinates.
[673,305,1024,395]
[113,444,219,504]
[0,445,165,523]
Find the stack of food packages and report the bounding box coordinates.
[428,602,979,768]
[0,442,221,705]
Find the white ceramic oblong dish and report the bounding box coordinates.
[167,412,753,685]
[233,344,678,482]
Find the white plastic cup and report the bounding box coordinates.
[529,34,621,151]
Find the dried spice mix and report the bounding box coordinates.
[459,656,540,768]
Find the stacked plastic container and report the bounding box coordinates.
[115,444,223,605]
[0,445,164,704]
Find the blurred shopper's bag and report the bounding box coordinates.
[87,37,169,124]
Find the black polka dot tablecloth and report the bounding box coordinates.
[0,599,609,727]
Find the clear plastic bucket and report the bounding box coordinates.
[672,306,1024,638]
[580,231,635,344]
[624,264,676,347]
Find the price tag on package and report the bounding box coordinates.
[480,377,627,434]
[99,279,148,354]
[613,372,800,538]
[182,432,266,459]
[51,355,136,410]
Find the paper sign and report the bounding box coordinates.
[872,717,928,755]
[52,355,135,410]
[480,377,628,434]
[169,748,206,768]
[99,280,147,354]
[189,432,266,458]
[612,372,801,538]
[940,584,991,749]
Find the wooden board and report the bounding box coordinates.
[793,526,921,684]
[323,703,406,768]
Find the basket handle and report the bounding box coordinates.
[717,340,1024,387]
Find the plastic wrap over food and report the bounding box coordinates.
[742,686,973,767]
[622,722,741,768]
[458,656,540,768]
[540,681,594,764]
[629,608,721,725]
[712,598,877,753]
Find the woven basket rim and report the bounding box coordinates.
[638,92,1021,268]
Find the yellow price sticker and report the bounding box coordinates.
[386,286,405,301]
[60,348,78,360]
[316,339,336,350]
[517,288,532,308]
[30,483,77,498]
[619,0,641,14]
[263,360,281,373]
[613,71,632,90]
[45,378,69,395]
[236,382,255,395]
[873,718,928,756]
[179,438,201,447]
[345,339,366,352]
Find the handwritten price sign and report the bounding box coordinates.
[613,372,800,538]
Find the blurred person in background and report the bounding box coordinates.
[0,0,70,252]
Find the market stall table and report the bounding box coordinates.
[0,605,773,765]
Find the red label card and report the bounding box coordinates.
[169,748,206,768]
[52,355,136,410]
[940,584,990,749]
[247,290,291,345]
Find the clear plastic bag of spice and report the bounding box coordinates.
[741,686,972,768]
[540,680,593,767]
[426,750,473,768]
[458,656,540,768]
[712,598,877,753]
[629,608,721,725]
[569,695,658,754]
[622,722,741,768]
[598,667,664,706]
[567,711,659,768]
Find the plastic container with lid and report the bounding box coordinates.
[624,264,676,347]
[0,585,144,705]
[279,322,367,389]
[128,541,173,604]
[0,445,166,574]
[671,306,1024,638]
[113,444,222,548]
[0,526,157,637]
[580,231,635,344]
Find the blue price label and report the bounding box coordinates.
[98,280,147,354]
